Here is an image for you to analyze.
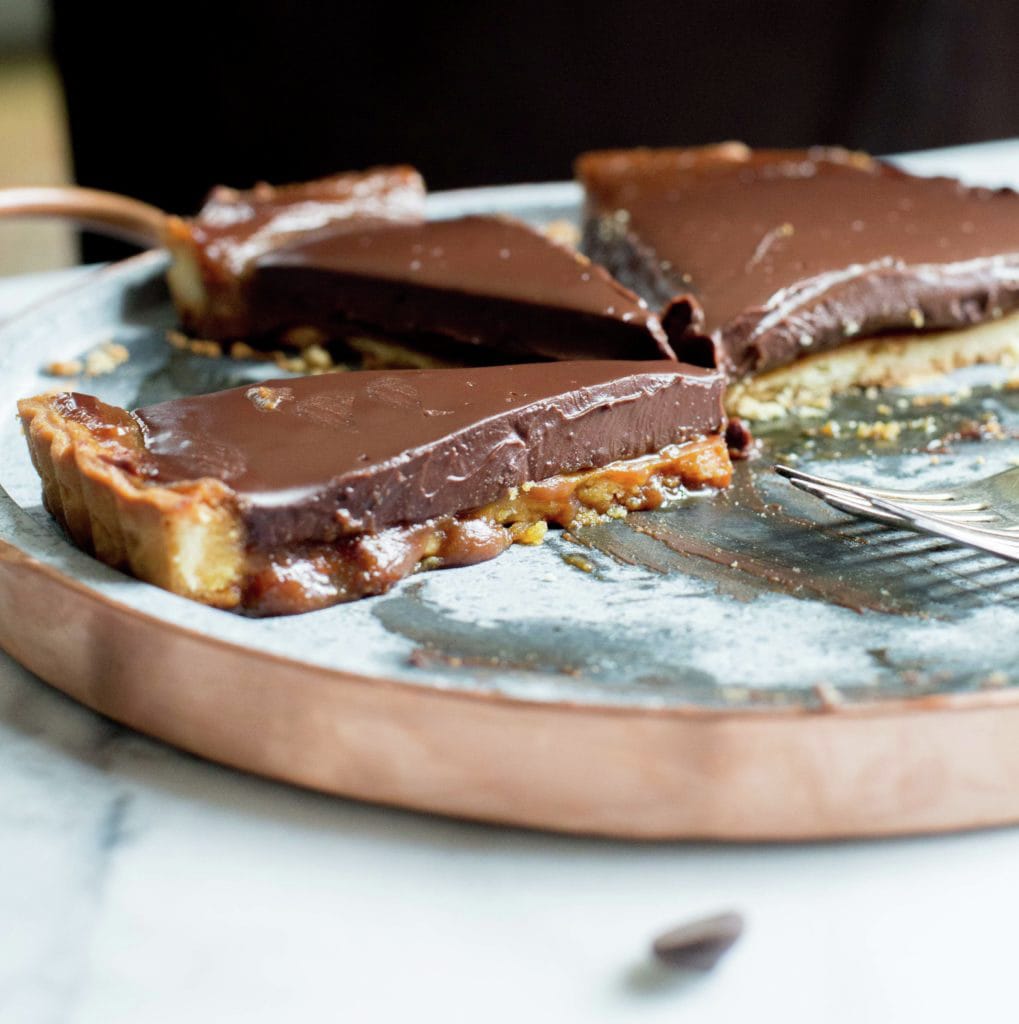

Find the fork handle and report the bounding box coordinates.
[0,187,168,249]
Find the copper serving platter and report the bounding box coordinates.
[5,177,1019,840]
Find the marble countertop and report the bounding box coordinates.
[4,186,1019,1021]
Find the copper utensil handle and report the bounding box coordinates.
[0,186,167,248]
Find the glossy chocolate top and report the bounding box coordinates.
[252,214,675,361]
[185,166,426,277]
[577,144,1019,376]
[127,360,723,547]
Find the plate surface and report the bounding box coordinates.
[5,165,1019,839]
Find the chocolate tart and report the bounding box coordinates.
[249,214,674,364]
[18,361,729,616]
[577,143,1019,417]
[165,165,426,342]
[170,188,675,368]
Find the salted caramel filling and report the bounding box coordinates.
[245,435,730,615]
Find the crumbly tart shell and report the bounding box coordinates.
[19,395,245,607]
[18,394,732,616]
[727,309,1019,420]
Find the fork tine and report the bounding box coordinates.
[891,501,989,514]
[785,475,1009,533]
[774,466,1003,524]
[774,463,1000,520]
[774,464,957,502]
[868,495,1019,562]
[896,508,998,522]
[777,463,1019,560]
[786,477,912,527]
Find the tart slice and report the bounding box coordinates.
[249,214,675,363]
[171,199,675,366]
[19,361,730,616]
[576,143,1019,418]
[165,165,427,342]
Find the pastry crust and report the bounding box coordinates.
[726,310,1019,420]
[18,395,245,607]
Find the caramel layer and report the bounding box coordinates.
[245,435,731,615]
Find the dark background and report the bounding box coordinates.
[51,0,1019,259]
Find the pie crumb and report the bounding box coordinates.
[84,342,130,377]
[44,358,84,378]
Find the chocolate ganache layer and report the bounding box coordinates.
[247,214,675,362]
[133,360,722,549]
[166,166,426,340]
[576,143,1019,378]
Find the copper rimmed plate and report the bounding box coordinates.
[6,176,1019,840]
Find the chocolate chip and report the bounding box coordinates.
[651,911,744,971]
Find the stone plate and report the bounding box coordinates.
[4,170,1019,840]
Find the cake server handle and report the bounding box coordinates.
[0,186,167,248]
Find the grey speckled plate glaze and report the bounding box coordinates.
[4,173,1019,720]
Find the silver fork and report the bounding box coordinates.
[775,463,1019,561]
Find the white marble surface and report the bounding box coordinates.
[6,152,1019,1021]
[6,642,1019,1024]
